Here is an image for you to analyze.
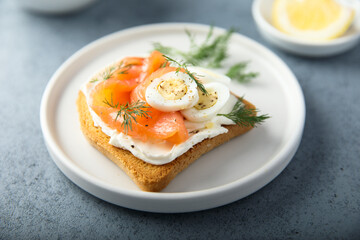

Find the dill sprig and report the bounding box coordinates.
[226,62,259,83]
[103,93,118,108]
[153,27,259,83]
[90,78,99,83]
[218,99,270,128]
[103,96,151,134]
[94,62,136,82]
[102,65,117,80]
[154,26,233,68]
[187,27,233,68]
[153,42,179,56]
[117,63,134,75]
[162,54,208,95]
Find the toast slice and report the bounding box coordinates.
[77,91,254,192]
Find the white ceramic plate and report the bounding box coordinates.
[40,23,305,213]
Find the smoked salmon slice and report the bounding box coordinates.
[88,52,190,144]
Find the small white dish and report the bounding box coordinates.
[40,23,305,213]
[252,0,360,57]
[15,0,97,14]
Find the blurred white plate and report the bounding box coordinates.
[253,0,360,57]
[16,0,97,14]
[40,23,305,213]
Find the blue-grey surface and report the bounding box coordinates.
[1,0,359,239]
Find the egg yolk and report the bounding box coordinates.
[194,90,218,110]
[157,78,187,100]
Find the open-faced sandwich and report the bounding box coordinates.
[77,44,268,192]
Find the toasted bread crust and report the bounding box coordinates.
[77,91,254,192]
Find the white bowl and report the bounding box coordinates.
[252,0,360,57]
[15,0,97,14]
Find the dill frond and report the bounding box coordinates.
[226,62,259,83]
[218,100,270,127]
[162,54,208,95]
[153,27,233,68]
[100,62,137,81]
[103,98,151,134]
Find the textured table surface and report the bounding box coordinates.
[1,0,359,239]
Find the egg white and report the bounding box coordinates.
[145,71,200,112]
[181,82,230,122]
[188,66,231,85]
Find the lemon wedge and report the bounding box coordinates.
[272,0,355,41]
